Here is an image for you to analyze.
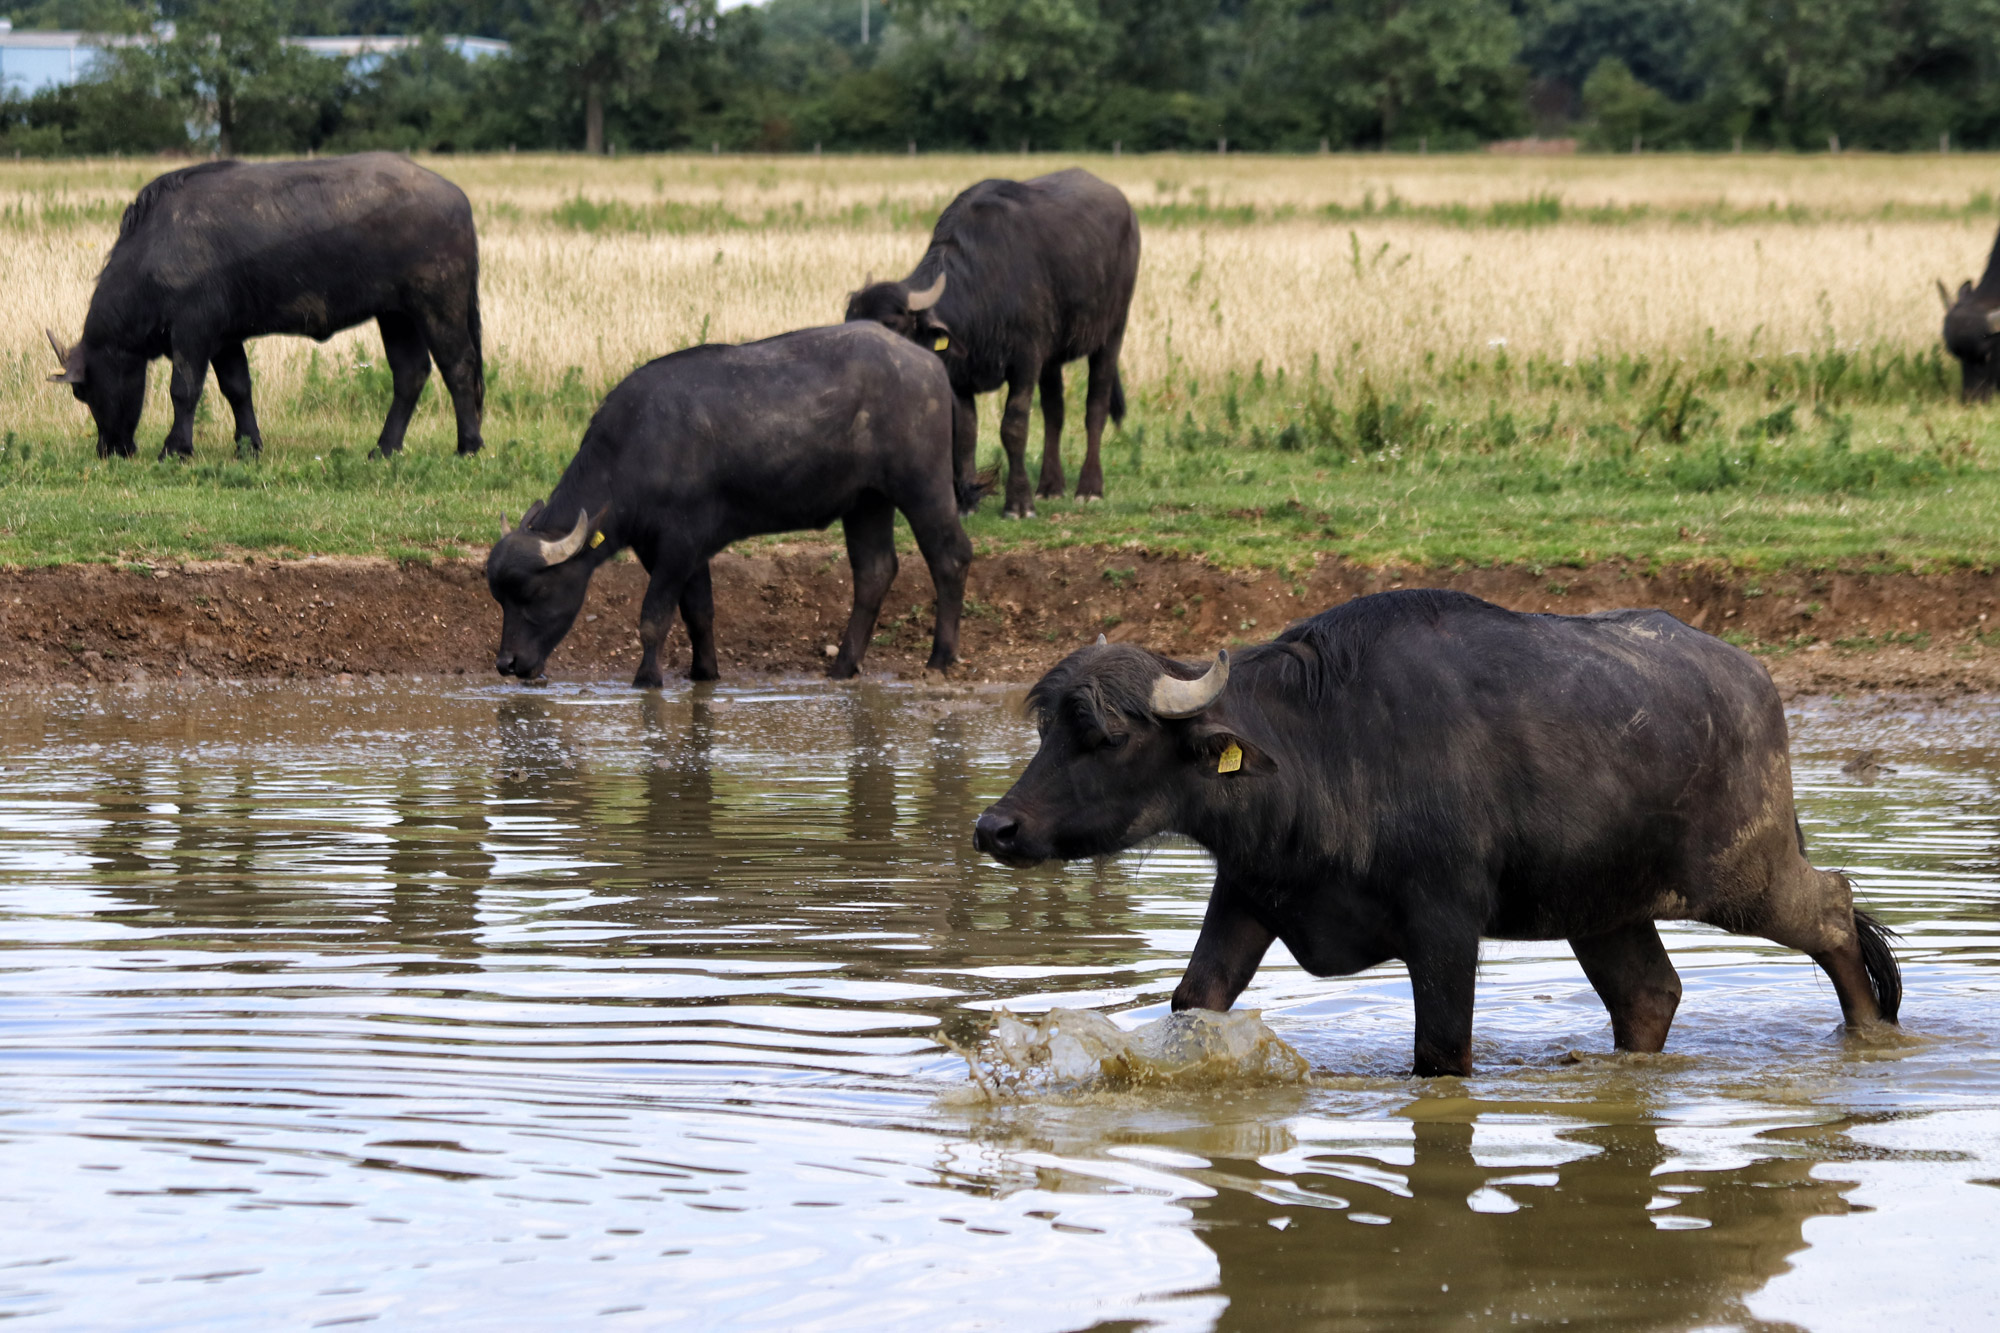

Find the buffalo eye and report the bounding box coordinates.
[1080,728,1128,754]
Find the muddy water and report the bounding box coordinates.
[1,681,1997,1331]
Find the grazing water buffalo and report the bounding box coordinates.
[1940,237,2000,400]
[486,322,970,687]
[974,590,1900,1076]
[844,168,1139,519]
[45,153,483,460]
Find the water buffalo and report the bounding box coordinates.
[1939,241,2000,400]
[844,168,1139,519]
[974,590,1900,1076]
[486,322,970,688]
[45,153,483,460]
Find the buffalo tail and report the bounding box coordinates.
[957,464,1000,515]
[1109,367,1126,425]
[1854,908,1903,1022]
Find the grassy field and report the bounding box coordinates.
[6,151,2000,572]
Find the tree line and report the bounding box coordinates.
[6,0,2000,158]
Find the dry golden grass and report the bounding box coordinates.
[4,151,1996,436]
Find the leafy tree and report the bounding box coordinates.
[1579,56,1677,150]
[507,0,714,152]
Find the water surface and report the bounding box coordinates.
[0,680,1996,1330]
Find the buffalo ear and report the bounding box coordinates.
[1187,724,1276,776]
[521,498,547,528]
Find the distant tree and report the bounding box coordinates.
[1579,56,1678,150]
[892,0,1118,148]
[119,0,347,153]
[508,0,715,152]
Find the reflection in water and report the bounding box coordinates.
[0,683,1997,1329]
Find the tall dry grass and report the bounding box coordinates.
[4,152,1995,436]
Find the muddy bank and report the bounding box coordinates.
[4,547,2000,697]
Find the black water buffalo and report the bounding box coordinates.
[974,590,1900,1076]
[844,168,1139,519]
[45,153,483,460]
[1939,234,2000,400]
[486,322,970,687]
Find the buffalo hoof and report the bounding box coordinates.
[1075,492,1103,504]
[1001,506,1036,521]
[688,664,720,683]
[826,659,860,681]
[632,669,665,690]
[1035,483,1065,500]
[456,442,484,457]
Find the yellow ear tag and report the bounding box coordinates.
[1217,742,1243,774]
[589,530,605,548]
[932,334,949,351]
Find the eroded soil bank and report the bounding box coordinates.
[5,546,2000,696]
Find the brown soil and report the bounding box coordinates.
[5,547,2000,697]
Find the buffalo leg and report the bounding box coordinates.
[1570,921,1682,1053]
[679,562,719,682]
[902,495,971,672]
[634,564,691,690]
[210,340,263,455]
[1172,884,1276,1012]
[952,391,982,516]
[161,341,211,460]
[374,313,432,457]
[416,307,485,456]
[831,494,897,679]
[1077,338,1122,502]
[1035,360,1066,499]
[1406,931,1480,1077]
[998,376,1038,519]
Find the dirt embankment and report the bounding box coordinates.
[5,547,2000,696]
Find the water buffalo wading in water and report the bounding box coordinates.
[974,590,1901,1077]
[1936,225,2000,400]
[44,153,483,460]
[486,322,971,688]
[844,168,1140,519]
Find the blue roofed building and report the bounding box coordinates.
[0,20,510,97]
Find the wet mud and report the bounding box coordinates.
[6,546,2000,695]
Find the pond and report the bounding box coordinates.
[0,679,1996,1330]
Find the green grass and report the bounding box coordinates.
[534,188,2000,236]
[5,336,2000,572]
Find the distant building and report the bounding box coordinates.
[0,21,510,97]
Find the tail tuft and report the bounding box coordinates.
[956,464,999,517]
[1109,367,1126,425]
[1854,908,1903,1023]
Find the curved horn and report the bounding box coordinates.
[499,512,511,542]
[1986,308,2000,334]
[1150,651,1230,719]
[906,272,947,311]
[1095,633,1107,645]
[1939,279,1955,311]
[535,508,592,567]
[45,328,68,364]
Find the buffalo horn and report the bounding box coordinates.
[499,512,511,541]
[1938,279,1955,311]
[1095,633,1107,645]
[1150,651,1230,719]
[1986,307,2000,334]
[44,328,84,384]
[906,273,947,311]
[535,509,593,567]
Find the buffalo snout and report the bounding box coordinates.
[974,808,1040,867]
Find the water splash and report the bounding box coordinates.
[955,1008,1310,1098]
